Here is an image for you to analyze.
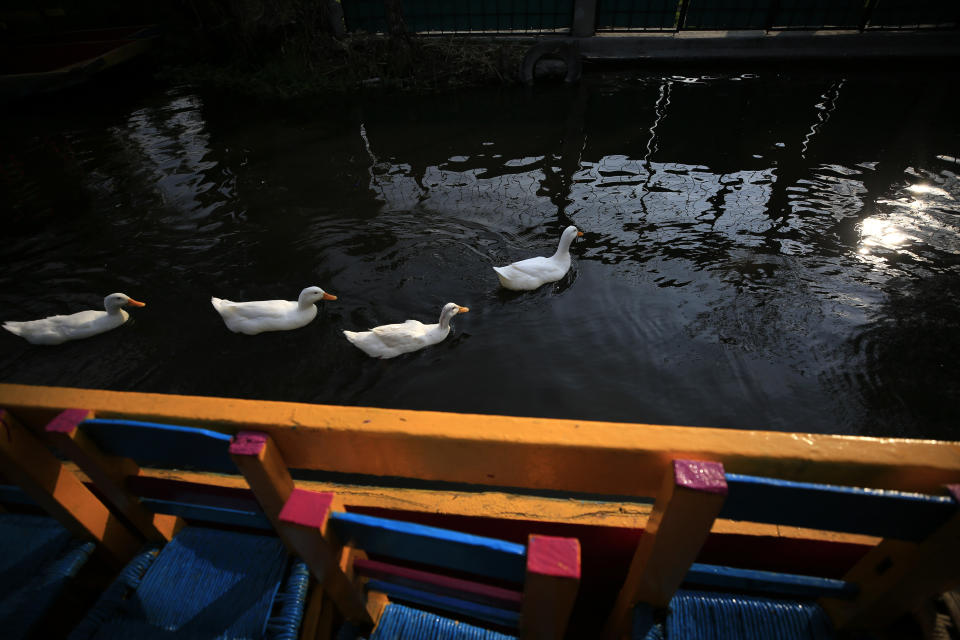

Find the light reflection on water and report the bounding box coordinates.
[1,70,959,439]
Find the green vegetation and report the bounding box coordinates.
[155,1,532,97]
[161,34,531,98]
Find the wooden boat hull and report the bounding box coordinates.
[0,26,158,103]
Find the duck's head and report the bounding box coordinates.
[440,302,469,328]
[105,293,146,313]
[299,286,337,307]
[562,225,584,243]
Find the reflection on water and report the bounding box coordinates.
[1,69,959,439]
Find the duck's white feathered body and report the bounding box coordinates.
[344,303,468,359]
[2,293,145,345]
[211,286,336,335]
[493,225,583,291]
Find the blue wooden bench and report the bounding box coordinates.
[603,459,960,640]
[22,410,313,639]
[230,430,582,640]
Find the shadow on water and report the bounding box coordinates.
[1,67,959,438]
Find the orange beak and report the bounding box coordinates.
[577,231,584,237]
[322,292,337,301]
[458,306,470,313]
[126,298,146,307]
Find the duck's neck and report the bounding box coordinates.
[552,234,575,260]
[439,311,454,331]
[297,295,314,311]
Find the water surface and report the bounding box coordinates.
[2,69,959,438]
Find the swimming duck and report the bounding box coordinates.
[493,225,584,291]
[344,302,469,359]
[2,293,146,345]
[211,286,336,335]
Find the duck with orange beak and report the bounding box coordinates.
[2,293,146,345]
[212,286,336,335]
[493,225,584,291]
[344,302,469,359]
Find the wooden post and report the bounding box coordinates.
[520,535,580,640]
[0,409,141,566]
[603,460,728,640]
[298,582,329,640]
[676,0,692,31]
[822,484,960,630]
[45,409,182,541]
[230,432,372,627]
[384,0,407,38]
[859,0,878,32]
[571,0,598,37]
[325,0,345,36]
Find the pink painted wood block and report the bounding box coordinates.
[947,484,960,504]
[44,409,90,434]
[229,431,268,456]
[673,459,728,494]
[526,535,580,579]
[355,557,524,607]
[279,488,334,529]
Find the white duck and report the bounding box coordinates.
[211,286,336,335]
[493,225,584,291]
[2,293,146,345]
[344,302,469,359]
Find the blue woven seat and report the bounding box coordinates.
[0,513,95,640]
[366,603,517,640]
[634,590,834,640]
[69,527,308,640]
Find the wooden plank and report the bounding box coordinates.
[354,557,523,609]
[365,591,390,628]
[520,535,580,640]
[0,408,141,566]
[603,460,728,640]
[4,384,960,496]
[231,434,371,626]
[685,562,859,599]
[722,473,955,541]
[139,497,272,530]
[80,418,237,474]
[46,409,180,541]
[328,510,527,583]
[364,578,522,629]
[127,465,885,546]
[299,582,327,640]
[126,475,263,512]
[822,485,960,630]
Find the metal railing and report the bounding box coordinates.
[338,0,958,35]
[595,0,959,33]
[342,0,575,35]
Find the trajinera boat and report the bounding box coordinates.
[0,382,957,639]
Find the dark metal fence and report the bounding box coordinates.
[339,0,959,34]
[342,0,575,34]
[596,0,959,33]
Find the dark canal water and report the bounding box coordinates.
[2,69,959,439]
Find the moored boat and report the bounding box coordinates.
[0,25,159,104]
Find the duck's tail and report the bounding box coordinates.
[2,321,25,337]
[211,297,230,314]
